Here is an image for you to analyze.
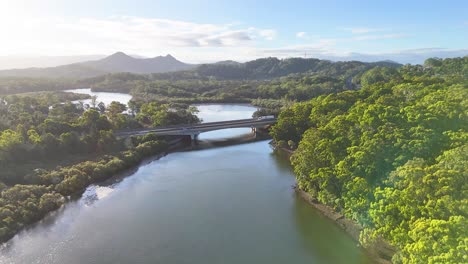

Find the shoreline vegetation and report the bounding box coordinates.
[295,186,395,264]
[274,144,394,263]
[0,138,169,242]
[270,57,467,263]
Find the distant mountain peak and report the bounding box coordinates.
[107,52,133,59]
[111,51,128,56]
[152,54,177,61]
[79,52,193,75]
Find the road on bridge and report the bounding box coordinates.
[115,117,277,137]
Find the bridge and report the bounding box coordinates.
[115,117,277,141]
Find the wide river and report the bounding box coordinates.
[0,91,368,264]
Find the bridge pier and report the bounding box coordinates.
[190,133,200,145]
[251,127,257,138]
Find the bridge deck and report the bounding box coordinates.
[115,118,277,137]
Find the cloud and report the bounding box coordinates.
[296,32,307,38]
[0,14,464,65]
[258,29,277,40]
[257,39,340,57]
[0,16,276,56]
[60,17,275,47]
[341,27,385,34]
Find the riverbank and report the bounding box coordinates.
[273,144,395,263]
[295,187,394,264]
[0,139,169,243]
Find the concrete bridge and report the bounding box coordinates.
[115,117,277,141]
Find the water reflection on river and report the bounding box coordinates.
[0,102,368,264]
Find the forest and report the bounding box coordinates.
[271,56,467,263]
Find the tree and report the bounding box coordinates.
[106,101,128,129]
[60,132,81,153]
[287,140,296,149]
[274,56,468,262]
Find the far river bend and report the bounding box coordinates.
[0,91,368,263]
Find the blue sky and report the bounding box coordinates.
[0,0,467,63]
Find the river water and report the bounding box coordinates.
[0,93,368,263]
[65,88,133,106]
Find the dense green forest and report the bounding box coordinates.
[271,56,468,263]
[0,92,200,182]
[0,77,80,95]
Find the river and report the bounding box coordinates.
[65,88,133,106]
[0,91,368,264]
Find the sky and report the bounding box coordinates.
[0,0,467,64]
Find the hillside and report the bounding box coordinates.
[194,57,401,80]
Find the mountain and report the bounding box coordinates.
[0,52,195,79]
[81,52,193,73]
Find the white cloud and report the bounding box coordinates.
[0,16,276,57]
[296,32,306,38]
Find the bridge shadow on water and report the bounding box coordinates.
[169,130,272,153]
